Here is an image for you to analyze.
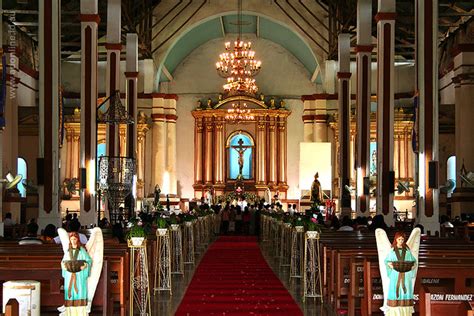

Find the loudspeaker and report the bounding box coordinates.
[429,161,439,189]
[36,158,44,185]
[387,171,395,193]
[363,177,370,195]
[80,168,87,189]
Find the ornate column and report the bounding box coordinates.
[79,0,99,225]
[268,117,277,185]
[105,0,121,158]
[313,114,328,142]
[355,0,372,215]
[152,98,166,190]
[65,134,72,179]
[125,33,138,160]
[38,0,61,228]
[416,0,439,233]
[215,118,225,185]
[302,98,316,142]
[302,97,329,142]
[204,117,214,185]
[376,0,396,226]
[277,117,287,186]
[136,119,149,199]
[165,98,178,195]
[72,135,80,179]
[194,118,204,187]
[256,117,266,186]
[451,51,474,218]
[337,33,352,216]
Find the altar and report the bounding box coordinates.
[192,94,291,200]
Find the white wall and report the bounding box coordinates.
[167,36,317,96]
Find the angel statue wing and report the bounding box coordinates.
[406,228,421,293]
[375,228,391,313]
[57,227,104,314]
[57,227,70,253]
[85,227,104,313]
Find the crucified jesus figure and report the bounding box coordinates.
[234,138,248,177]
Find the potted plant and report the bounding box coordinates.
[168,214,180,231]
[305,216,322,239]
[62,178,79,200]
[127,223,146,246]
[156,217,168,236]
[294,216,305,232]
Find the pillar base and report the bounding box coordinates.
[450,187,474,218]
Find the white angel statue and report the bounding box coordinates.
[375,228,421,316]
[57,227,104,316]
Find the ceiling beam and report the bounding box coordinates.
[256,16,260,38]
[439,12,474,17]
[219,16,226,37]
[1,9,38,14]
[310,64,321,82]
[12,22,38,26]
[162,65,174,81]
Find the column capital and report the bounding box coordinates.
[355,45,374,53]
[337,72,352,79]
[375,12,397,22]
[104,43,123,50]
[302,114,329,123]
[80,14,100,24]
[452,73,474,86]
[125,71,139,78]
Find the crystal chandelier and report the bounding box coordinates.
[215,0,261,95]
[225,101,254,123]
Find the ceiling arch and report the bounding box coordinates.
[156,12,322,90]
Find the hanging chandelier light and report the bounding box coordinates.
[215,0,261,95]
[225,101,255,123]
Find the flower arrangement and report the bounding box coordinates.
[62,178,79,199]
[168,214,179,225]
[306,217,321,232]
[180,211,197,222]
[126,220,147,240]
[155,217,168,229]
[294,216,305,227]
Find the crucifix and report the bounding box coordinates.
[234,138,248,178]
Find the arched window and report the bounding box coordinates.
[228,132,254,180]
[17,157,27,197]
[97,143,106,177]
[447,155,456,197]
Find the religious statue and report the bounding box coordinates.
[234,138,248,178]
[310,172,324,204]
[153,184,161,208]
[57,228,104,315]
[270,98,276,109]
[205,187,213,205]
[264,187,271,205]
[376,228,420,316]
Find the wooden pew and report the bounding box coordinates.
[419,285,474,316]
[0,243,129,316]
[317,231,474,315]
[362,259,474,316]
[0,259,111,315]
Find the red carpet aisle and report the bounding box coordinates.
[175,236,303,315]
